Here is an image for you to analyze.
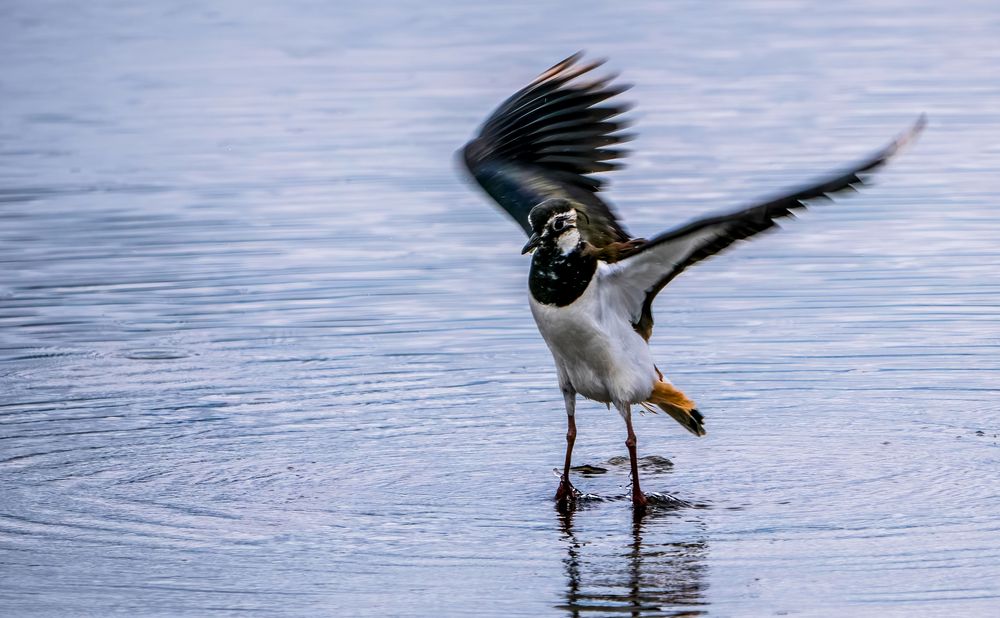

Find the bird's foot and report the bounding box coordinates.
[632,488,648,511]
[555,478,578,506]
[626,472,648,511]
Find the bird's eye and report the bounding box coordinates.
[552,219,566,232]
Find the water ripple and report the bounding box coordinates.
[2,0,1000,615]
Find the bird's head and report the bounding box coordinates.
[522,198,588,255]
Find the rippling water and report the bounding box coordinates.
[2,1,999,615]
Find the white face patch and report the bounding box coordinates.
[557,227,581,254]
[544,210,580,254]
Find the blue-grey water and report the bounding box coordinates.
[2,1,999,616]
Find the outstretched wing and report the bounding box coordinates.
[461,53,634,247]
[604,116,926,340]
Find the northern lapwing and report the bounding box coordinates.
[460,54,924,510]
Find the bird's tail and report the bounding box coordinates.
[642,380,706,437]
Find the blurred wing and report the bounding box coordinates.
[461,53,634,246]
[605,116,926,339]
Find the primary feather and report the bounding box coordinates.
[612,116,926,339]
[462,53,633,246]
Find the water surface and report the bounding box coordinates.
[2,1,999,616]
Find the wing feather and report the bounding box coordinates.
[461,54,634,245]
[605,116,926,339]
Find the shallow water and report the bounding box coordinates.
[2,1,999,616]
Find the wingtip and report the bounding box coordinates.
[535,52,615,87]
[530,52,585,85]
[554,51,586,71]
[891,114,928,156]
[860,114,928,176]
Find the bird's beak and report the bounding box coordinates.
[521,233,541,255]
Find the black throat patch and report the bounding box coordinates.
[529,242,597,307]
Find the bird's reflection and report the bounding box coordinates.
[557,502,708,617]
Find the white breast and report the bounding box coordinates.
[529,263,657,405]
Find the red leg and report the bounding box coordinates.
[556,388,577,505]
[556,413,577,503]
[624,409,647,510]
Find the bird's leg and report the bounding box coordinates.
[555,387,577,505]
[555,415,577,504]
[622,407,648,510]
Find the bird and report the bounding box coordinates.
[460,53,925,510]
